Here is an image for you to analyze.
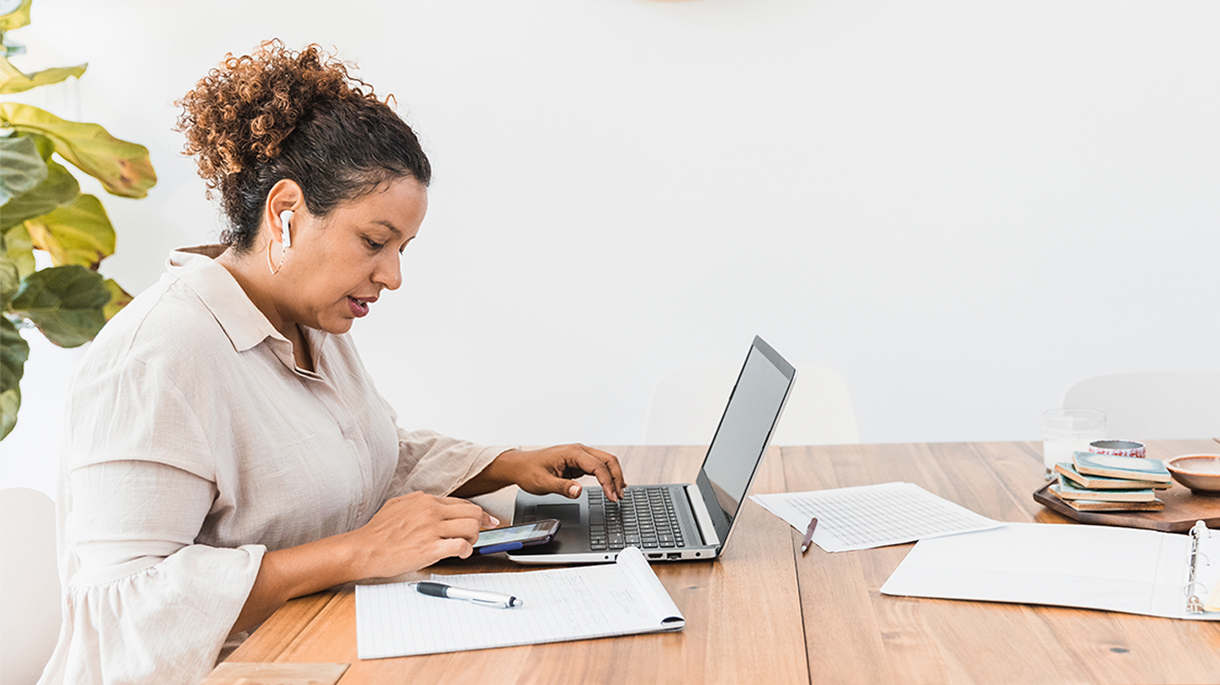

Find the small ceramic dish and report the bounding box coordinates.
[1166,455,1220,495]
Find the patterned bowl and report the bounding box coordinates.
[1166,455,1220,495]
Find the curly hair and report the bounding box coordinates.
[175,40,431,251]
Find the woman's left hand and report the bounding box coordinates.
[452,444,627,502]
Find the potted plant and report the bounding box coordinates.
[0,0,156,438]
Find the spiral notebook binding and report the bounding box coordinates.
[1185,520,1211,614]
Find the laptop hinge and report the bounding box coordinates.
[686,484,720,547]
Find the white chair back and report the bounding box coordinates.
[646,362,859,446]
[1061,372,1220,440]
[0,487,61,685]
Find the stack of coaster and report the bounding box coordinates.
[1050,451,1172,512]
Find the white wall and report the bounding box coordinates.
[4,0,1218,496]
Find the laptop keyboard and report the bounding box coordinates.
[588,487,685,551]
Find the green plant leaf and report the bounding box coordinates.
[28,130,53,159]
[0,0,32,32]
[8,264,108,347]
[0,56,87,94]
[0,385,18,439]
[0,314,27,394]
[0,132,47,203]
[0,253,17,306]
[1,315,28,438]
[3,223,34,278]
[101,278,131,320]
[0,103,156,199]
[25,193,114,268]
[0,156,79,230]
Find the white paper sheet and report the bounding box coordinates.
[355,546,684,658]
[880,522,1220,621]
[751,482,1000,552]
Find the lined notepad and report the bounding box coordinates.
[355,547,684,658]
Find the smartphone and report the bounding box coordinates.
[473,519,561,555]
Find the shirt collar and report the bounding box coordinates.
[167,245,328,380]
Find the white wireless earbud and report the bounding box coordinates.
[280,210,294,248]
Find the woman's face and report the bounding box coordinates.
[278,176,427,335]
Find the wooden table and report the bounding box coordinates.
[786,438,1220,685]
[216,440,1220,685]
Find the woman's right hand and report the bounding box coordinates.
[345,491,497,579]
[234,492,496,634]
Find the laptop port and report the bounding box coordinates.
[648,553,663,559]
[666,552,681,560]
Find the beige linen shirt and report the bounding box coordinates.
[39,247,506,685]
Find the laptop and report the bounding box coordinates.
[507,335,796,564]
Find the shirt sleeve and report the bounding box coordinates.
[388,428,512,497]
[62,354,214,479]
[374,394,511,496]
[39,461,264,685]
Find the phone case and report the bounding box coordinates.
[475,522,560,555]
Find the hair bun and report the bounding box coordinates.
[175,40,429,252]
[176,39,377,186]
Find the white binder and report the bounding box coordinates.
[881,520,1219,620]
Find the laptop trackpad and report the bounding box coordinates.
[535,503,582,527]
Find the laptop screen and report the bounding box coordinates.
[698,337,795,541]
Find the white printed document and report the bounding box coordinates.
[355,546,684,658]
[751,482,1000,552]
[881,522,1220,620]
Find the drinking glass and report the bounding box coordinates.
[1042,408,1106,479]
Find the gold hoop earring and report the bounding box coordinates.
[267,239,287,275]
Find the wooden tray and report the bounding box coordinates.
[1033,482,1220,532]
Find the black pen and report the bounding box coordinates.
[410,581,523,609]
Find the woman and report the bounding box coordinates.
[40,41,625,685]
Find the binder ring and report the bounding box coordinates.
[1184,520,1208,614]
